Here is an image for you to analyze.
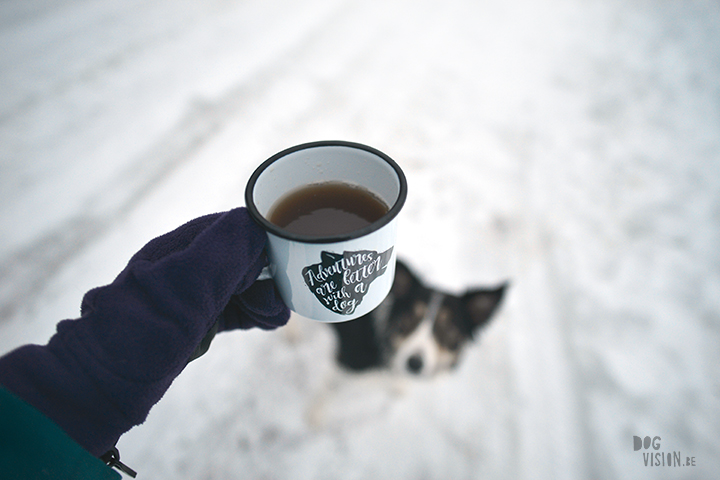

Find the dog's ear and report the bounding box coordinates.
[462,282,508,333]
[391,260,421,299]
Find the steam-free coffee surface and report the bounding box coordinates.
[268,182,389,237]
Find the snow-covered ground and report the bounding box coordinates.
[1,0,719,478]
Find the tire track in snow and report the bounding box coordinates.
[0,0,352,321]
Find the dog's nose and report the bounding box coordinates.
[406,354,423,374]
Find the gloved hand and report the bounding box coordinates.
[0,207,290,457]
[125,208,289,332]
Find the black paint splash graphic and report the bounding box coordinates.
[302,248,394,315]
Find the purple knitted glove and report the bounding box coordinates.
[0,208,290,457]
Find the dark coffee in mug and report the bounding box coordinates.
[268,181,389,237]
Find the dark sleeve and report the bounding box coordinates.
[0,208,289,457]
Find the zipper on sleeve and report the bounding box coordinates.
[101,447,137,478]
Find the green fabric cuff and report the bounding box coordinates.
[0,386,120,479]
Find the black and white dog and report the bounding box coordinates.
[330,260,508,377]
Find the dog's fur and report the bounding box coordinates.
[330,260,507,377]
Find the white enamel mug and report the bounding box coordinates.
[245,141,407,322]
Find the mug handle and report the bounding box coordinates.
[257,265,273,281]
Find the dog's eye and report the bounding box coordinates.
[398,313,420,334]
[438,330,462,351]
[413,302,427,319]
[433,311,463,351]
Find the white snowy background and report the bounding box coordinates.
[1,0,719,478]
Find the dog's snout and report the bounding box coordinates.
[406,354,423,374]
